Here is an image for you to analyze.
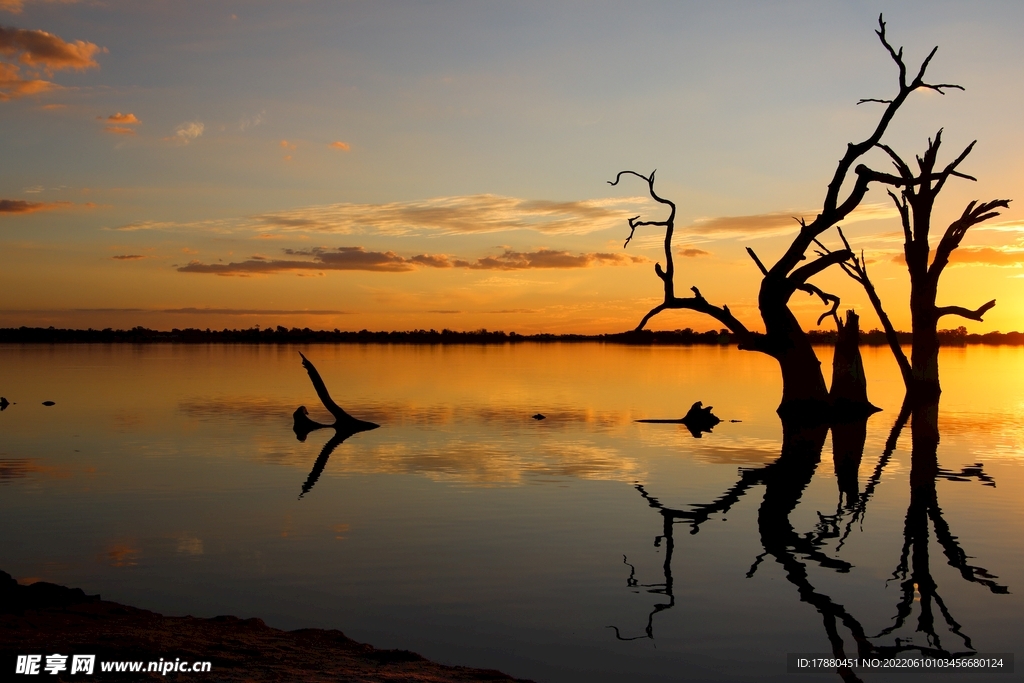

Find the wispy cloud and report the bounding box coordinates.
[111,254,145,260]
[0,0,84,15]
[891,245,1024,268]
[167,120,203,144]
[238,110,265,131]
[177,246,648,276]
[947,246,1024,267]
[686,202,896,240]
[107,194,650,237]
[252,195,649,237]
[163,307,348,315]
[0,307,349,315]
[0,198,68,213]
[329,140,350,151]
[104,125,135,135]
[678,247,710,257]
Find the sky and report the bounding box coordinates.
[2,0,1024,334]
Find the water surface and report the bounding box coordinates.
[1,343,1022,682]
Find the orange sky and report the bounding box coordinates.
[2,2,1024,334]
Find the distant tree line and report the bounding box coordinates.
[1,325,1022,346]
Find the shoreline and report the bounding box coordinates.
[3,326,1021,347]
[1,571,533,682]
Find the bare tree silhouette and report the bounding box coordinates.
[611,16,962,419]
[830,132,1010,400]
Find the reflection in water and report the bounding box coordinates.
[618,402,1008,681]
[298,428,359,498]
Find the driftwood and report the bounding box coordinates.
[293,352,379,441]
[637,401,722,438]
[293,353,378,497]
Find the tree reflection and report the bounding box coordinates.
[616,401,1006,681]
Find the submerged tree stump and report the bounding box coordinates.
[829,310,880,419]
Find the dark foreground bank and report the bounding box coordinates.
[0,571,532,682]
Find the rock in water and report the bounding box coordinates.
[532,413,546,420]
[0,397,9,410]
[42,401,55,406]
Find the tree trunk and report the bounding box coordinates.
[909,282,942,402]
[762,290,831,421]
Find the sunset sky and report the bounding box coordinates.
[2,0,1024,334]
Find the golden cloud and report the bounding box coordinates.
[948,246,1024,267]
[0,25,104,70]
[678,247,710,257]
[0,60,50,99]
[329,140,350,151]
[891,245,1024,268]
[106,112,139,124]
[177,246,648,276]
[104,125,135,135]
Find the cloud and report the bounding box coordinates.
[678,247,710,257]
[179,246,415,275]
[104,125,135,135]
[0,198,67,213]
[890,245,1024,268]
[280,139,296,150]
[0,60,51,99]
[687,202,896,240]
[169,120,203,144]
[329,140,350,151]
[177,246,648,276]
[252,194,649,237]
[460,249,647,270]
[163,307,347,315]
[104,194,650,237]
[105,112,139,124]
[0,25,104,70]
[947,246,1024,267]
[1,0,84,14]
[238,111,264,131]
[111,254,145,260]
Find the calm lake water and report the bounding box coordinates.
[1,343,1023,682]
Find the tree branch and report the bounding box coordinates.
[936,300,996,322]
[771,17,961,281]
[833,228,912,384]
[746,247,769,276]
[635,286,771,355]
[929,199,1010,279]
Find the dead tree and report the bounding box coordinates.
[611,15,961,420]
[833,131,1010,400]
